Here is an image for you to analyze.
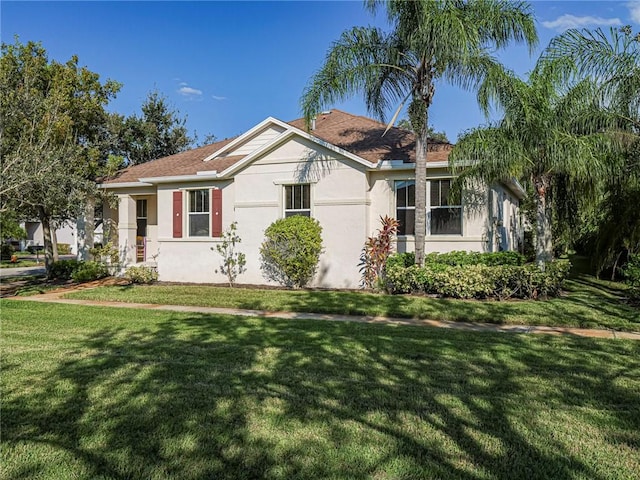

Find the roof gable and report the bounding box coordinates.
[101,109,453,186]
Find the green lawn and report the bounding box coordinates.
[2,300,639,479]
[64,270,639,332]
[0,259,42,268]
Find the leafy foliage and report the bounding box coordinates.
[622,254,640,301]
[385,253,570,300]
[301,0,537,265]
[124,265,159,284]
[49,259,80,280]
[113,90,194,165]
[450,55,623,267]
[396,119,449,142]
[0,39,120,273]
[71,261,109,283]
[212,222,246,287]
[1,243,15,261]
[544,27,640,275]
[260,216,323,288]
[359,216,399,289]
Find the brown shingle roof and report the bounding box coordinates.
[101,137,238,184]
[288,109,452,164]
[102,109,451,185]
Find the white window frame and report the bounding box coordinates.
[395,180,416,236]
[284,184,311,217]
[188,189,210,237]
[428,178,463,236]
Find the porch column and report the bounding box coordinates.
[118,194,137,267]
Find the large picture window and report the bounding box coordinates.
[395,180,415,235]
[188,189,210,237]
[284,184,311,217]
[429,179,462,235]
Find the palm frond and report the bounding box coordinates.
[300,26,412,127]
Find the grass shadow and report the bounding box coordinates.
[3,301,639,479]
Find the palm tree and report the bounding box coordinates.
[546,26,639,133]
[300,0,537,266]
[449,57,620,267]
[544,26,640,273]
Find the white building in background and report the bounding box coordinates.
[100,110,524,289]
[19,220,103,256]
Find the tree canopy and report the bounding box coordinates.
[114,90,195,165]
[301,0,537,265]
[449,54,623,266]
[0,38,120,271]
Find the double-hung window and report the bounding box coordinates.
[188,189,210,237]
[429,179,462,235]
[284,184,311,217]
[136,199,147,237]
[395,180,415,235]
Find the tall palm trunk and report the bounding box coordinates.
[412,77,434,267]
[414,118,429,266]
[37,206,54,276]
[534,174,553,268]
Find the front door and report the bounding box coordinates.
[136,199,147,262]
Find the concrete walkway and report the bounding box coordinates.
[10,285,640,341]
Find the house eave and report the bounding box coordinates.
[139,173,219,184]
[503,177,526,200]
[99,181,153,189]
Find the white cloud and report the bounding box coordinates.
[628,2,640,24]
[542,14,622,31]
[178,81,188,87]
[177,86,203,97]
[211,95,227,101]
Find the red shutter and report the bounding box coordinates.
[172,191,183,238]
[212,188,223,237]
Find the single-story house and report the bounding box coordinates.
[100,109,524,288]
[16,220,103,255]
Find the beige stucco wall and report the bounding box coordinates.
[142,137,368,287]
[232,137,369,288]
[368,168,495,254]
[105,132,523,288]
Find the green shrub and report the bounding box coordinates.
[71,261,109,283]
[423,250,526,266]
[1,243,15,260]
[622,254,640,301]
[57,243,71,255]
[260,216,323,288]
[124,265,158,284]
[383,255,571,300]
[50,259,80,280]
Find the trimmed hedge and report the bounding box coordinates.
[384,253,570,300]
[50,259,109,283]
[388,250,526,268]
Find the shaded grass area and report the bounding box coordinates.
[0,259,42,268]
[2,300,639,479]
[0,274,69,297]
[64,272,639,332]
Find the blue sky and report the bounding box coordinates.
[2,1,639,142]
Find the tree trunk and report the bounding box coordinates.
[414,118,428,266]
[51,226,59,262]
[37,206,54,277]
[77,196,95,261]
[534,175,553,269]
